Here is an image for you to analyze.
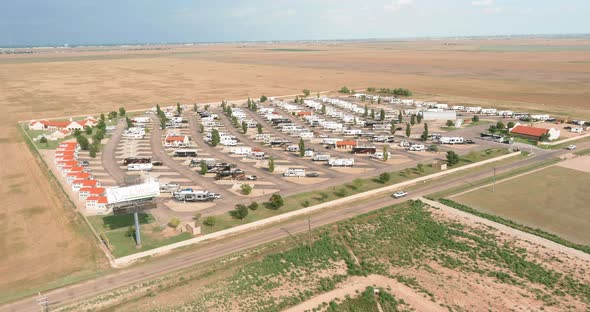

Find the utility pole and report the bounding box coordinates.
[493,167,496,193]
[281,227,303,247]
[307,217,313,251]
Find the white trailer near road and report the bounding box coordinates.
[283,168,306,177]
[439,137,464,144]
[231,146,253,155]
[127,163,153,171]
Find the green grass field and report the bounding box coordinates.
[453,165,590,245]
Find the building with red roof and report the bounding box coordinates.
[336,140,358,150]
[164,135,191,147]
[79,187,106,200]
[509,123,560,141]
[85,196,109,214]
[72,179,99,191]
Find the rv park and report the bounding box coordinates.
[2,39,590,312]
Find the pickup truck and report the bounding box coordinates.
[392,191,408,199]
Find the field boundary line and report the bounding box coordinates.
[17,122,116,266]
[113,151,522,266]
[449,163,558,198]
[419,197,590,261]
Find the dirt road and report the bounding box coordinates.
[101,119,127,185]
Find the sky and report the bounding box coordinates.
[1,0,589,46]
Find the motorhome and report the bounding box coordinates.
[304,149,314,157]
[285,145,300,152]
[299,132,314,139]
[409,144,425,151]
[352,146,377,154]
[173,189,219,202]
[160,183,181,193]
[283,168,306,177]
[174,149,198,157]
[343,129,362,136]
[231,147,253,155]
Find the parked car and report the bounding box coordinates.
[246,175,258,181]
[465,139,476,144]
[207,193,222,200]
[152,160,163,166]
[79,160,90,167]
[392,191,408,199]
[566,145,577,150]
[306,172,320,178]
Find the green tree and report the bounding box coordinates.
[472,115,480,123]
[496,121,505,130]
[268,156,275,172]
[298,97,303,105]
[507,121,515,129]
[379,109,385,121]
[302,89,310,97]
[168,217,181,228]
[77,135,90,150]
[370,109,375,119]
[126,117,133,128]
[382,146,389,161]
[231,116,239,127]
[317,92,320,98]
[429,144,438,152]
[247,98,252,109]
[446,120,455,127]
[230,204,249,220]
[298,138,305,158]
[242,120,248,134]
[100,113,106,122]
[193,103,198,112]
[89,144,98,158]
[377,97,382,104]
[390,120,397,135]
[248,201,259,210]
[108,111,117,119]
[260,95,268,102]
[204,104,210,111]
[119,107,126,116]
[39,136,48,144]
[321,104,327,115]
[416,113,423,124]
[251,101,258,111]
[211,129,220,146]
[540,132,550,142]
[200,160,208,175]
[405,123,411,138]
[240,183,253,195]
[410,114,416,126]
[446,151,460,166]
[366,87,375,92]
[417,163,424,173]
[256,123,263,134]
[339,86,350,93]
[488,124,497,134]
[267,194,284,210]
[193,213,202,223]
[421,123,429,141]
[364,104,368,117]
[177,103,182,114]
[84,125,93,135]
[378,172,391,184]
[203,216,216,226]
[361,95,366,102]
[398,111,403,123]
[199,124,204,133]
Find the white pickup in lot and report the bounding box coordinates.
[392,191,408,199]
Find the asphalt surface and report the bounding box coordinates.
[101,119,127,185]
[5,141,587,312]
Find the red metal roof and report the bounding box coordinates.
[74,179,98,186]
[510,125,548,137]
[80,187,105,195]
[67,172,91,179]
[86,196,107,204]
[165,136,187,142]
[336,140,357,146]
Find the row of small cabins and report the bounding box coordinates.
[54,141,108,214]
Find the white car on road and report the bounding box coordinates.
[566,145,576,150]
[392,191,408,199]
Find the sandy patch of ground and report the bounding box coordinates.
[228,188,279,197]
[557,155,590,173]
[284,274,445,312]
[383,156,412,164]
[535,122,580,138]
[164,200,215,212]
[215,180,274,186]
[331,167,375,174]
[283,177,329,184]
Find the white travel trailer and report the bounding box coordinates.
[465,107,482,113]
[283,168,306,177]
[312,154,331,161]
[409,144,425,151]
[343,129,362,136]
[322,138,343,145]
[480,108,497,115]
[132,117,151,123]
[328,158,355,167]
[371,151,391,160]
[220,137,238,146]
[451,106,465,111]
[285,145,300,152]
[127,163,153,171]
[231,146,253,155]
[299,132,314,139]
[439,137,464,144]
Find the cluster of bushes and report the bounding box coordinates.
[366,87,412,96]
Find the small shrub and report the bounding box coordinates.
[203,216,216,226]
[168,217,181,228]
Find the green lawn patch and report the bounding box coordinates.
[105,226,193,258]
[87,213,155,231]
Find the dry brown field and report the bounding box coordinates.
[0,38,589,302]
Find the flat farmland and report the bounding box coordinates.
[453,163,590,245]
[0,38,589,303]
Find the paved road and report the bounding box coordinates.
[101,119,127,185]
[5,142,586,312]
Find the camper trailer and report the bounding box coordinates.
[283,168,306,177]
[439,137,464,144]
[352,146,377,154]
[174,149,198,157]
[127,163,153,171]
[328,158,355,167]
[312,154,331,161]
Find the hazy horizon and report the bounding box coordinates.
[2,0,589,47]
